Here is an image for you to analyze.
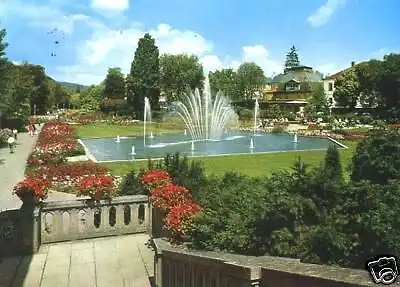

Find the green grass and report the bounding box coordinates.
[102,141,358,178]
[75,123,181,139]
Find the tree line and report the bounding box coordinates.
[333,54,400,121]
[0,27,74,128]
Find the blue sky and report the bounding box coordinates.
[0,0,399,85]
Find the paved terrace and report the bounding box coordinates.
[0,234,154,287]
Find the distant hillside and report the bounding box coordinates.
[57,81,89,92]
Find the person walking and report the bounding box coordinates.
[12,128,18,140]
[7,136,15,153]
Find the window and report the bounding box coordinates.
[328,82,333,91]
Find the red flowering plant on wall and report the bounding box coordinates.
[141,169,172,192]
[13,177,50,204]
[141,170,202,243]
[164,203,201,240]
[77,175,116,200]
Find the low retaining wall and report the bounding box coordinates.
[153,238,380,287]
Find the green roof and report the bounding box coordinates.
[271,66,322,83]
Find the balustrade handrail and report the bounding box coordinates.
[153,238,380,287]
[42,195,148,211]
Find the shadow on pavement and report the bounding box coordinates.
[0,159,4,165]
[0,207,39,286]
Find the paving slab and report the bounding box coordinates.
[0,233,153,287]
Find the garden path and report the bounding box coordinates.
[0,130,40,211]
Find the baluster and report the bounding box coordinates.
[115,204,124,230]
[131,203,138,229]
[69,209,79,236]
[101,205,109,230]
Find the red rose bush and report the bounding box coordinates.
[141,170,201,243]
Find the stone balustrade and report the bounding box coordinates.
[41,195,150,243]
[0,195,150,256]
[153,238,384,287]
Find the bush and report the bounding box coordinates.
[150,153,208,201]
[0,128,13,144]
[271,126,285,133]
[238,108,253,120]
[117,169,147,195]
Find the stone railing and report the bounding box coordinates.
[41,195,150,243]
[153,239,381,287]
[0,195,150,256]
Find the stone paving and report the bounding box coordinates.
[0,233,154,287]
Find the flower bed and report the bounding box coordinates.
[141,169,201,243]
[17,121,116,202]
[77,175,116,200]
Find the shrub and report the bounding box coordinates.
[118,169,147,195]
[271,126,285,133]
[238,108,253,119]
[0,129,13,144]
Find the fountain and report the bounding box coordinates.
[184,129,187,136]
[149,132,154,139]
[143,97,152,147]
[249,138,254,149]
[253,98,259,135]
[293,132,299,143]
[191,141,195,151]
[130,144,136,155]
[174,76,237,141]
[116,135,120,143]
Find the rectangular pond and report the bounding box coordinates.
[80,132,344,162]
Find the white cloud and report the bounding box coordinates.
[241,45,283,76]
[307,0,346,27]
[0,0,91,34]
[91,0,129,11]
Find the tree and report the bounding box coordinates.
[103,67,126,99]
[333,69,359,108]
[0,27,9,107]
[127,33,160,118]
[80,85,103,111]
[159,54,204,102]
[284,46,300,70]
[305,83,328,117]
[351,127,400,185]
[209,68,241,100]
[236,62,266,100]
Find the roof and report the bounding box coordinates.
[323,61,367,80]
[271,66,322,84]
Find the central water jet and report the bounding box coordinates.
[174,77,237,141]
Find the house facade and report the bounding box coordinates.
[262,65,323,113]
[322,61,370,109]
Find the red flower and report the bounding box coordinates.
[13,177,50,202]
[77,175,115,200]
[150,184,192,212]
[141,170,172,191]
[164,203,201,237]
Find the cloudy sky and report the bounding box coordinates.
[0,0,399,85]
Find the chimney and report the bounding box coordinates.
[351,61,355,67]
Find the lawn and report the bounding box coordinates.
[102,141,358,178]
[75,122,182,138]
